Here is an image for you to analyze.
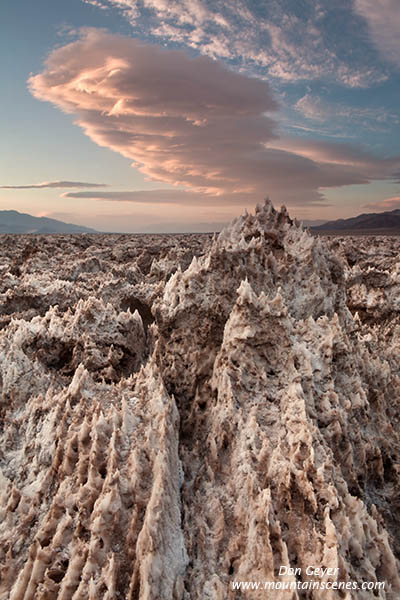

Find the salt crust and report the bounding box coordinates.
[0,200,399,599]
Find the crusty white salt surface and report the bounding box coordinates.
[0,201,399,599]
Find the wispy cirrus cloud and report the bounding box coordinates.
[63,189,218,204]
[61,188,273,206]
[29,30,399,209]
[294,94,400,133]
[0,180,108,189]
[270,137,399,176]
[89,0,388,87]
[354,0,400,67]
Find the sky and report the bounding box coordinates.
[1,0,400,232]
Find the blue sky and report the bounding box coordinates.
[1,0,399,231]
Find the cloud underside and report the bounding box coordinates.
[62,189,230,204]
[63,188,315,207]
[29,30,399,208]
[0,181,108,189]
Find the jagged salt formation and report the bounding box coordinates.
[0,201,399,599]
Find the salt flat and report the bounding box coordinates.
[1,201,399,599]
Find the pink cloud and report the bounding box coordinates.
[294,94,399,133]
[62,188,223,204]
[270,138,399,174]
[98,1,386,87]
[29,30,400,209]
[0,180,108,189]
[354,0,400,66]
[364,196,400,210]
[82,0,108,9]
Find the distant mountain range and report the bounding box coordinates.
[0,210,97,234]
[2,207,400,235]
[300,219,329,227]
[311,209,400,232]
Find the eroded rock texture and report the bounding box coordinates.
[0,201,399,599]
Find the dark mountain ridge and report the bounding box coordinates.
[312,208,400,231]
[0,210,97,233]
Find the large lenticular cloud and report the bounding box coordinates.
[29,29,399,208]
[29,30,279,197]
